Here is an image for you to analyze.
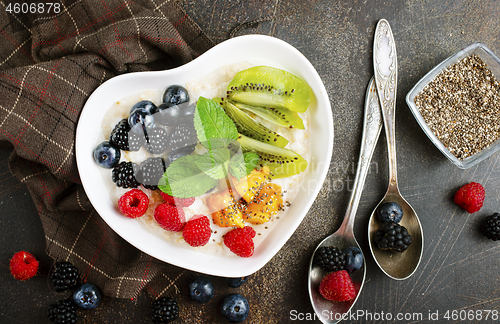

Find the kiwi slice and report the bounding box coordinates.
[237,134,308,178]
[230,100,305,130]
[227,66,311,113]
[216,98,289,148]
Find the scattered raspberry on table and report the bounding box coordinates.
[454,182,485,213]
[9,251,39,281]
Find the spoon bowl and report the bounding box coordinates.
[308,77,382,323]
[368,186,423,279]
[368,19,424,280]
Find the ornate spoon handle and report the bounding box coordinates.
[339,77,382,236]
[373,19,398,188]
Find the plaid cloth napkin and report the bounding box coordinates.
[0,0,212,299]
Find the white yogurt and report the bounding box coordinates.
[99,63,311,257]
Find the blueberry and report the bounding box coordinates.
[128,108,156,130]
[72,283,102,310]
[225,276,248,288]
[163,85,189,107]
[220,294,249,323]
[130,100,158,115]
[344,246,364,273]
[167,145,196,165]
[377,202,403,223]
[157,103,181,126]
[93,141,120,168]
[180,102,196,122]
[188,277,214,303]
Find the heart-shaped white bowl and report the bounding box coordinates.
[76,35,333,277]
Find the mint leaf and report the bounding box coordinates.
[228,150,260,181]
[243,152,260,173]
[159,155,218,198]
[194,97,238,150]
[194,147,231,180]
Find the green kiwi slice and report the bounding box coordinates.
[237,134,308,178]
[216,98,289,148]
[230,101,305,130]
[227,66,311,113]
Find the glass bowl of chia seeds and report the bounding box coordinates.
[406,42,500,169]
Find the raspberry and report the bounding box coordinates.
[454,182,485,213]
[9,251,39,281]
[118,189,149,218]
[319,270,356,302]
[154,203,186,231]
[160,192,196,208]
[183,215,211,247]
[223,226,256,258]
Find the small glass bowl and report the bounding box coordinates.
[406,42,500,169]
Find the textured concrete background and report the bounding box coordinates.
[2,0,500,323]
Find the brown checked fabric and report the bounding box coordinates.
[0,0,212,299]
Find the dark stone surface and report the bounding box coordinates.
[2,0,500,323]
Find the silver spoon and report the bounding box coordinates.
[308,77,382,323]
[368,19,424,280]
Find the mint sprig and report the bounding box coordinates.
[159,97,260,198]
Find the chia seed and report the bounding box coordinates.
[414,54,500,160]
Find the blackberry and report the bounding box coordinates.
[112,161,140,188]
[313,246,345,272]
[47,299,78,324]
[136,157,166,190]
[481,213,500,241]
[128,130,146,151]
[146,127,169,154]
[169,122,197,152]
[152,297,179,323]
[374,222,412,252]
[167,145,196,165]
[50,261,80,292]
[109,119,144,151]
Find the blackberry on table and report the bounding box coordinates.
[146,127,169,154]
[481,213,500,241]
[109,119,144,152]
[152,297,179,323]
[50,261,79,292]
[136,157,166,190]
[47,299,78,324]
[313,246,345,272]
[112,161,140,188]
[374,222,412,252]
[169,122,197,152]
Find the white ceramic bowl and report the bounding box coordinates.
[76,35,333,277]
